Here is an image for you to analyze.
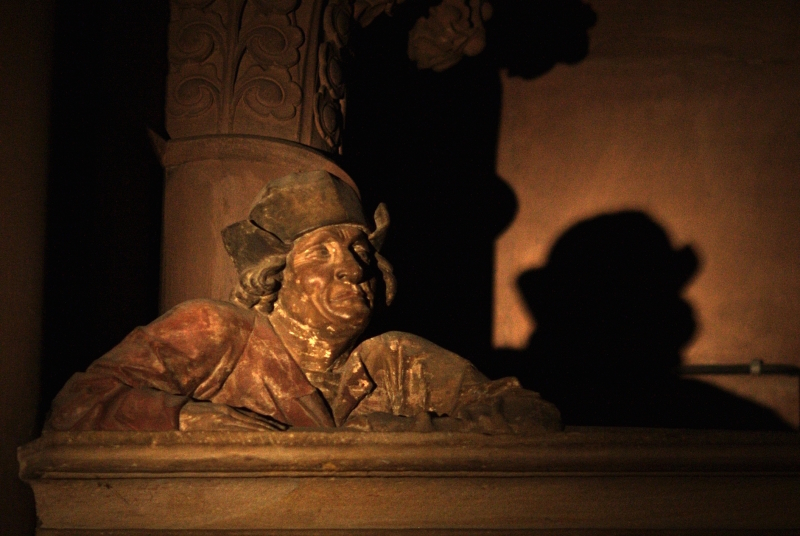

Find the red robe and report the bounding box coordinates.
[47,299,560,432]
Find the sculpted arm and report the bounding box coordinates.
[447,367,563,433]
[344,332,561,433]
[46,300,276,432]
[46,330,189,432]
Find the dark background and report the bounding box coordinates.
[40,1,169,424]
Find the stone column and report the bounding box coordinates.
[160,0,357,310]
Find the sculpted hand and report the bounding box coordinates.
[178,401,289,431]
[436,402,513,434]
[343,411,437,432]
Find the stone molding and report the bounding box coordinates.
[19,429,800,533]
[158,135,356,191]
[19,428,800,476]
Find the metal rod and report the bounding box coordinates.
[679,360,800,377]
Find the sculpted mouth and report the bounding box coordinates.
[330,283,373,305]
[331,285,365,301]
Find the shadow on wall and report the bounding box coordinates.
[487,211,790,430]
[345,0,597,360]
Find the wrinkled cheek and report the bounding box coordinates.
[299,276,327,297]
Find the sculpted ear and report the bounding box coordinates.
[376,252,396,307]
[368,203,395,306]
[368,203,390,251]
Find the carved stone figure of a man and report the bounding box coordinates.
[47,171,560,433]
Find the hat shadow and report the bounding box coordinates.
[489,210,790,430]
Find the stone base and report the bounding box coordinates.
[18,428,800,534]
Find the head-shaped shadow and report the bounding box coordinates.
[491,210,790,430]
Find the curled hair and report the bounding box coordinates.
[230,253,287,314]
[375,251,397,306]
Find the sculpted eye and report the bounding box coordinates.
[302,245,330,260]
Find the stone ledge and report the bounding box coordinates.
[19,428,800,533]
[159,135,354,188]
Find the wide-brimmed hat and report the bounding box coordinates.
[222,170,389,273]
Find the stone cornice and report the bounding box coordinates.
[20,428,800,478]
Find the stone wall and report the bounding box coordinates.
[0,1,53,534]
[493,0,800,424]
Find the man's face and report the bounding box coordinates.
[278,225,377,331]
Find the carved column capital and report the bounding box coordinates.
[166,0,352,154]
[165,0,486,152]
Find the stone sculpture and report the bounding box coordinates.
[46,171,560,433]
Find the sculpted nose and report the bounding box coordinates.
[335,250,364,282]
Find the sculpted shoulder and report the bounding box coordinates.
[358,330,443,347]
[353,330,485,393]
[164,298,255,324]
[347,331,561,433]
[144,299,256,348]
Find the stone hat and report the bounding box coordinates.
[249,170,369,242]
[222,170,389,273]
